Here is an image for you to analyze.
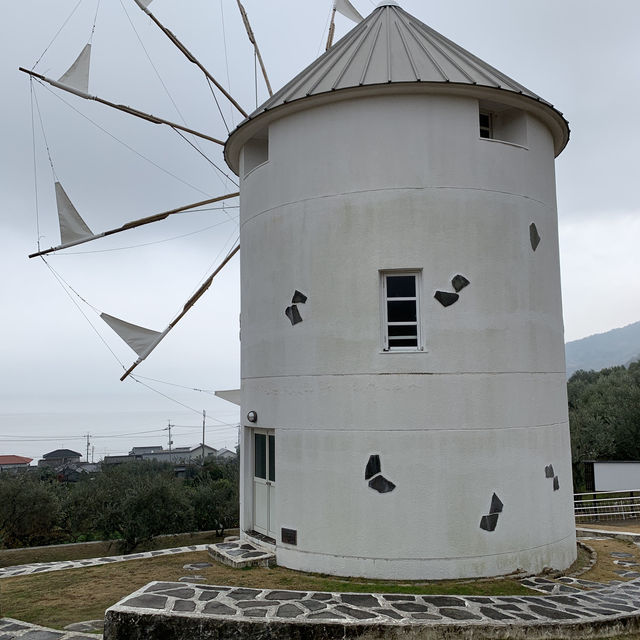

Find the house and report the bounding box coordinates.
[0,455,32,471]
[38,449,82,468]
[103,444,219,465]
[216,448,237,461]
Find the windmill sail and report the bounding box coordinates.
[55,182,93,243]
[215,389,241,406]
[335,0,364,23]
[101,313,164,359]
[29,192,239,258]
[20,68,225,145]
[120,243,240,381]
[58,44,91,93]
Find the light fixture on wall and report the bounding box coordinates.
[247,411,257,423]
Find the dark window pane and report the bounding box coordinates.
[389,337,418,348]
[388,325,417,337]
[387,300,416,322]
[479,113,491,127]
[386,275,415,298]
[254,433,266,479]
[268,435,275,482]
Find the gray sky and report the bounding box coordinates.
[1,0,639,462]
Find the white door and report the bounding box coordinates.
[253,430,276,539]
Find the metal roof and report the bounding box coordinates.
[255,3,547,113]
[225,3,569,171]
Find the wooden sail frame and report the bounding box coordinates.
[120,243,240,381]
[29,192,239,258]
[20,68,226,146]
[132,0,249,118]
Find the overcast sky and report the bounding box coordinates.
[1,0,639,462]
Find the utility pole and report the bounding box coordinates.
[202,410,206,465]
[166,420,174,463]
[85,433,91,463]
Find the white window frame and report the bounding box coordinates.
[380,270,423,352]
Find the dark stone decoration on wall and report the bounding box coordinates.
[451,274,470,292]
[285,290,308,325]
[365,454,396,494]
[435,274,470,307]
[530,223,541,251]
[480,513,499,532]
[490,493,503,514]
[368,475,396,494]
[545,463,560,492]
[281,528,298,546]
[434,291,459,307]
[291,290,308,304]
[365,455,381,480]
[480,492,504,532]
[285,305,303,326]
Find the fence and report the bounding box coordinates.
[574,489,640,522]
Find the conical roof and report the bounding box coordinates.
[225,3,569,171]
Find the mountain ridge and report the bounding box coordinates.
[565,320,640,377]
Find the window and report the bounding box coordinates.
[381,271,422,351]
[478,104,527,146]
[479,111,493,139]
[243,129,269,177]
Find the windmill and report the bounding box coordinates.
[21,0,576,580]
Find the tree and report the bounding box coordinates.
[0,474,62,547]
[568,361,640,490]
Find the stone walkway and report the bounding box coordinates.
[0,618,100,639]
[105,579,640,638]
[0,545,210,580]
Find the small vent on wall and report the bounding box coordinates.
[281,528,297,546]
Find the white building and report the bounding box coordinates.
[224,1,575,579]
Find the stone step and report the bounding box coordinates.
[207,539,275,569]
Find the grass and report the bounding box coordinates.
[0,530,231,568]
[1,551,531,629]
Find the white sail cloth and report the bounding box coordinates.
[100,313,162,358]
[58,44,91,94]
[133,0,154,8]
[55,182,93,243]
[215,389,241,406]
[335,0,363,23]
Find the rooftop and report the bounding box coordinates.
[226,2,569,171]
[0,455,32,465]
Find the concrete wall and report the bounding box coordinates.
[594,463,640,492]
[237,93,575,578]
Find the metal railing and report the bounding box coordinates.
[574,489,640,522]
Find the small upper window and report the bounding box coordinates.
[243,129,269,177]
[381,272,422,351]
[479,111,493,139]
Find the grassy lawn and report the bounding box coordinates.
[1,551,531,629]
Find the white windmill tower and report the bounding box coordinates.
[224,0,575,579]
[21,0,576,579]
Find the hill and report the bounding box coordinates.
[565,320,640,377]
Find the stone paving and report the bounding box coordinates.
[104,578,640,638]
[0,618,100,639]
[0,545,210,580]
